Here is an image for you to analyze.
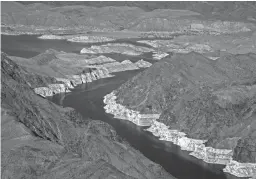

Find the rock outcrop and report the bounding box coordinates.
[104,91,256,178]
[65,67,114,86]
[80,43,154,56]
[67,35,115,43]
[106,52,256,178]
[10,50,150,97]
[34,67,114,97]
[152,52,169,60]
[104,91,159,126]
[34,84,71,97]
[38,34,115,43]
[87,60,140,73]
[38,35,66,40]
[139,40,215,54]
[135,59,152,68]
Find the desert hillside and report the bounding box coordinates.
[1,52,174,179]
[112,52,256,176]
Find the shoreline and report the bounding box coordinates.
[103,91,256,178]
[34,67,113,97]
[34,59,151,97]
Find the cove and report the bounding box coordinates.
[49,70,238,179]
[1,34,169,58]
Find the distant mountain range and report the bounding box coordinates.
[1,2,256,32]
[20,1,256,22]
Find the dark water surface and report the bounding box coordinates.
[2,35,237,179]
[1,35,90,58]
[1,35,172,60]
[50,71,237,179]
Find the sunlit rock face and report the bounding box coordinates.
[104,92,159,126]
[135,59,152,68]
[34,84,71,97]
[224,160,256,178]
[88,60,140,73]
[55,77,74,89]
[67,35,115,43]
[190,21,251,34]
[66,67,114,86]
[84,55,116,64]
[108,52,256,178]
[139,40,215,55]
[80,43,154,56]
[28,50,152,97]
[104,92,256,177]
[145,120,233,165]
[11,50,150,97]
[152,52,169,60]
[38,35,66,40]
[35,67,114,97]
[38,35,115,43]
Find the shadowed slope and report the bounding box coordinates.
[1,52,174,179]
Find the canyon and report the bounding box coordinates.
[105,52,256,178]
[104,88,256,178]
[1,52,174,179]
[2,1,256,179]
[12,50,153,97]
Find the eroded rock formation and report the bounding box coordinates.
[135,59,152,68]
[104,52,256,178]
[104,91,159,126]
[104,91,256,177]
[10,50,150,97]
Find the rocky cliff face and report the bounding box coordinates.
[111,52,256,177]
[1,52,174,179]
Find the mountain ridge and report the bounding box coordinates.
[1,52,174,179]
[114,52,256,163]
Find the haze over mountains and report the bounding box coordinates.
[2,1,256,33]
[1,1,256,179]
